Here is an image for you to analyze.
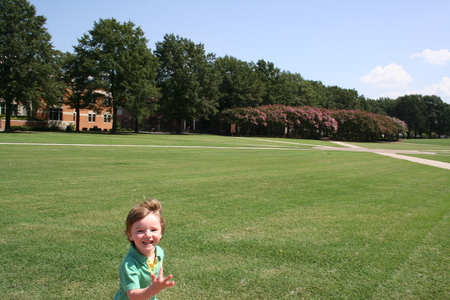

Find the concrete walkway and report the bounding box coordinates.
[2,139,450,170]
[319,141,450,170]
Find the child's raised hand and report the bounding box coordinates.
[150,267,175,292]
[126,268,175,300]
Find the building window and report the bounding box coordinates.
[104,114,111,123]
[88,113,96,122]
[49,108,62,120]
[1,103,18,115]
[73,113,76,121]
[19,105,32,116]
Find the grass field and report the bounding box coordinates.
[1,133,449,299]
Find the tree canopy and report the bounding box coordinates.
[0,0,63,131]
[254,60,304,107]
[214,55,265,110]
[72,18,159,133]
[155,34,219,133]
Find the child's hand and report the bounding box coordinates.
[126,269,175,300]
[150,267,175,293]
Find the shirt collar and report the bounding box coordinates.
[128,243,161,265]
[128,243,149,265]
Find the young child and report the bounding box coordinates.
[114,199,175,300]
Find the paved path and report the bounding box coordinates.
[318,141,450,170]
[2,139,450,170]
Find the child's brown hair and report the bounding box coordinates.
[125,199,166,239]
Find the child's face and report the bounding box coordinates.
[128,214,162,257]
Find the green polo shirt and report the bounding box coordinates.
[114,243,164,300]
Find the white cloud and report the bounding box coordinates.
[373,77,450,103]
[421,77,450,102]
[410,49,450,65]
[360,63,413,89]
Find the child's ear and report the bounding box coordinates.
[127,234,133,242]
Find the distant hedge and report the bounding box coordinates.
[221,104,407,142]
[10,126,55,132]
[0,115,43,121]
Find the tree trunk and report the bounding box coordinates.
[112,104,118,134]
[4,100,12,132]
[134,118,139,133]
[75,107,80,132]
[176,118,182,134]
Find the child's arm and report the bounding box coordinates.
[126,267,175,300]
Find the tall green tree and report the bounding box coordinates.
[440,104,450,137]
[214,55,265,111]
[365,97,397,115]
[0,0,63,132]
[326,86,362,110]
[422,95,446,137]
[377,97,397,116]
[125,95,159,133]
[155,34,219,133]
[253,60,303,106]
[254,59,280,105]
[392,95,427,138]
[277,71,304,106]
[73,18,159,133]
[299,80,329,107]
[62,52,97,132]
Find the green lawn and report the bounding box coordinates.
[1,133,449,299]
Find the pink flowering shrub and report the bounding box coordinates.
[261,105,337,139]
[391,117,408,137]
[331,110,405,141]
[260,104,288,136]
[222,105,403,141]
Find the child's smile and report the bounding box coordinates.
[128,214,162,257]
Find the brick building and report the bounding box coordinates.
[0,99,113,132]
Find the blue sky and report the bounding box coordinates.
[30,0,450,103]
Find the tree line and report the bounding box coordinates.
[1,0,449,139]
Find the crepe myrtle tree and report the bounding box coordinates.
[0,0,64,132]
[222,104,405,142]
[72,18,159,133]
